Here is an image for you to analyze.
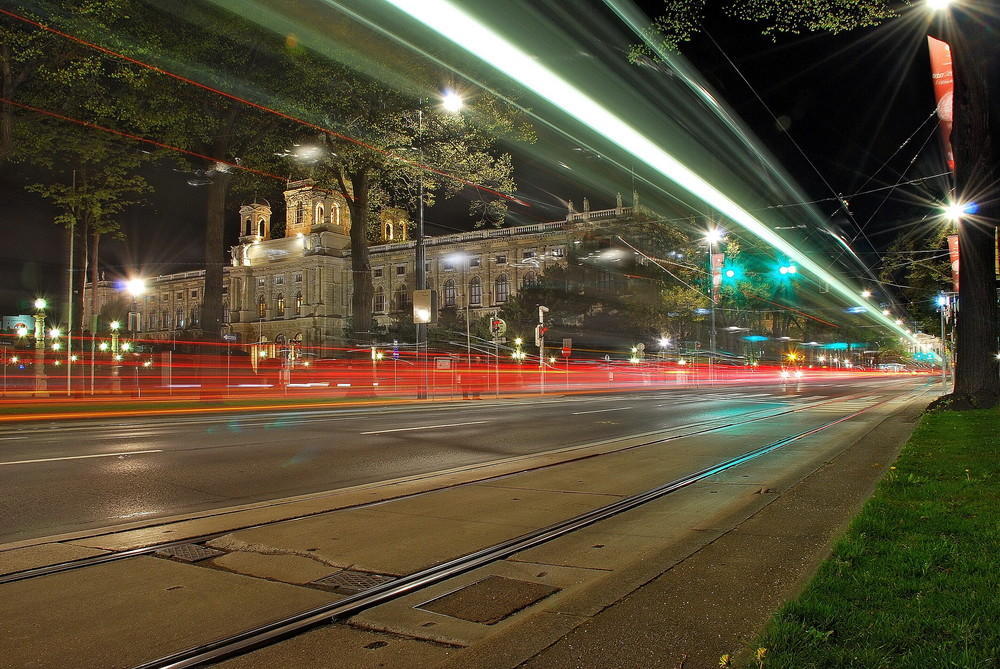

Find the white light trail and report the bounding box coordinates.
[383,0,920,345]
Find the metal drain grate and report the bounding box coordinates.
[312,570,396,594]
[154,543,225,563]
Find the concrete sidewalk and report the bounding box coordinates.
[0,390,927,669]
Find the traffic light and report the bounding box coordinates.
[721,263,744,283]
[776,261,798,278]
[534,324,548,346]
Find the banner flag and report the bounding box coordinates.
[711,252,725,303]
[947,234,960,292]
[927,36,955,171]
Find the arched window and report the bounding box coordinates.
[495,274,509,303]
[469,277,482,306]
[394,285,409,312]
[244,218,252,236]
[522,271,538,288]
[374,287,385,313]
[222,300,230,324]
[384,222,394,240]
[332,202,340,226]
[275,293,285,315]
[294,292,303,316]
[443,279,456,307]
[257,218,265,237]
[257,296,267,319]
[177,307,185,328]
[315,204,324,225]
[162,310,170,329]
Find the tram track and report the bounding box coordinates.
[0,381,933,669]
[132,382,931,669]
[0,383,916,586]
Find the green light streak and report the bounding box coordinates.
[383,0,921,347]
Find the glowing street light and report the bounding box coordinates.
[442,90,464,113]
[926,0,953,10]
[861,290,872,299]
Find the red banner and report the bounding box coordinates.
[948,234,960,292]
[928,36,955,171]
[711,252,725,303]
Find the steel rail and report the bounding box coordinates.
[134,384,930,669]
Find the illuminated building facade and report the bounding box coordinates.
[84,179,640,355]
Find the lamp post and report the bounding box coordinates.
[415,90,463,399]
[32,298,49,397]
[110,320,121,394]
[705,228,725,383]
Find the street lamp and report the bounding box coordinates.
[415,91,464,399]
[32,298,49,397]
[109,320,121,394]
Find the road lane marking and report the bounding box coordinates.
[0,449,163,466]
[361,421,488,434]
[571,407,633,415]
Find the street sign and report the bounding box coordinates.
[222,334,237,342]
[561,347,571,358]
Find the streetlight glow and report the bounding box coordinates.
[705,228,725,245]
[442,90,463,112]
[125,278,146,297]
[34,298,46,310]
[926,0,953,9]
[110,321,120,331]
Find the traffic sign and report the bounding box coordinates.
[392,339,399,360]
[561,347,571,358]
[222,334,237,342]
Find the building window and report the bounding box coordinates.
[469,256,481,268]
[443,279,456,307]
[176,291,183,299]
[332,201,340,226]
[552,246,566,257]
[394,285,409,311]
[190,289,198,298]
[162,311,170,329]
[294,292,303,316]
[496,254,507,265]
[523,249,536,259]
[373,267,384,278]
[257,296,266,319]
[469,277,482,306]
[190,306,199,325]
[258,218,266,237]
[598,270,614,293]
[257,277,266,287]
[295,202,304,227]
[384,222,394,240]
[177,307,185,328]
[374,287,385,313]
[316,204,324,225]
[222,301,230,324]
[442,257,457,272]
[244,218,253,236]
[275,276,284,286]
[275,293,285,315]
[523,271,538,287]
[294,272,303,283]
[396,265,407,276]
[495,274,509,303]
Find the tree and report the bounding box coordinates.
[640,0,999,408]
[305,75,523,344]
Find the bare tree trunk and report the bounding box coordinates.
[348,170,375,345]
[937,16,1000,409]
[201,170,232,342]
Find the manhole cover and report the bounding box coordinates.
[154,543,225,563]
[419,575,559,625]
[312,570,396,594]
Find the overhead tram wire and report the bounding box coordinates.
[696,26,943,306]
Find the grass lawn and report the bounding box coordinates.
[742,409,1000,668]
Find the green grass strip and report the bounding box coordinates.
[743,409,1000,669]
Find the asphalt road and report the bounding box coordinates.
[0,375,929,544]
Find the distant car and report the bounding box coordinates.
[780,367,803,381]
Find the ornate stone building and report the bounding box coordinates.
[84,179,639,357]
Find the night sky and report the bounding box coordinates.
[0,1,946,320]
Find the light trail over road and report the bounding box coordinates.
[1,377,925,545]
